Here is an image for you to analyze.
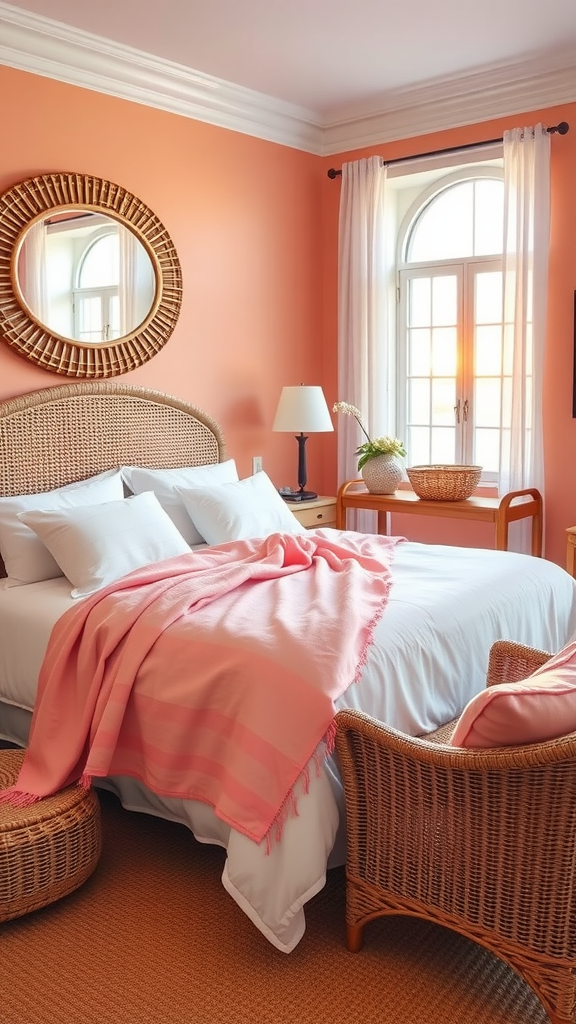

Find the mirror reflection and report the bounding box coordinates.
[16,211,156,345]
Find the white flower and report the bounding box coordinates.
[332,401,371,443]
[333,401,362,420]
[333,400,406,470]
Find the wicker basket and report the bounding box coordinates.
[0,749,102,922]
[406,464,482,501]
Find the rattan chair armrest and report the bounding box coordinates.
[335,707,576,770]
[486,639,551,686]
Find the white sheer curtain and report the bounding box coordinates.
[119,226,138,337]
[500,125,550,495]
[119,228,156,337]
[499,124,550,551]
[19,220,49,325]
[337,157,392,517]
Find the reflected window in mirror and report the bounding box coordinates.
[17,212,155,345]
[75,230,120,343]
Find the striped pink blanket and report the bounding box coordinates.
[1,529,401,845]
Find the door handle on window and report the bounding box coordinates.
[454,399,461,424]
[463,399,469,422]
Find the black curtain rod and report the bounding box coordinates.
[326,121,570,178]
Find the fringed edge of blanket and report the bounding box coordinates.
[0,775,92,807]
[353,591,393,685]
[0,787,42,807]
[263,720,337,855]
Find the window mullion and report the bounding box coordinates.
[460,263,475,464]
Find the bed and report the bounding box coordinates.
[2,381,576,953]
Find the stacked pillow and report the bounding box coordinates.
[176,470,306,545]
[0,469,125,588]
[121,460,240,545]
[0,464,305,599]
[18,490,190,600]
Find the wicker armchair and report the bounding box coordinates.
[335,640,576,1024]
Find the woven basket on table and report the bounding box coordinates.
[0,749,102,922]
[406,464,482,501]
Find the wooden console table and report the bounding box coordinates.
[336,481,543,556]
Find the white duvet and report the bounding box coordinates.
[1,539,576,952]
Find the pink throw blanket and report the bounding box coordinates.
[1,529,401,845]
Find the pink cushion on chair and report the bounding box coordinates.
[450,640,576,748]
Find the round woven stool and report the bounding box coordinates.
[0,748,102,922]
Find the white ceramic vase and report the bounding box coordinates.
[361,454,404,494]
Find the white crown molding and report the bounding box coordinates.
[0,1,574,158]
[0,2,323,154]
[322,52,576,156]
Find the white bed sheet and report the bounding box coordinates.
[1,539,576,953]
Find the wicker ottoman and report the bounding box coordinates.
[0,749,102,922]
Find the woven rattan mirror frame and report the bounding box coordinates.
[0,173,183,378]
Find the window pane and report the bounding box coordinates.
[408,379,430,423]
[408,183,473,261]
[432,327,457,375]
[78,295,103,338]
[407,426,431,465]
[475,325,502,375]
[409,278,431,326]
[474,180,504,256]
[476,271,502,324]
[432,275,457,325]
[430,427,456,463]
[431,379,456,425]
[409,328,431,375]
[79,233,119,288]
[474,378,501,427]
[474,428,500,473]
[407,179,504,264]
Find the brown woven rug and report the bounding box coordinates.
[2,790,548,1024]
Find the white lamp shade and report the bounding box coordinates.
[272,386,334,433]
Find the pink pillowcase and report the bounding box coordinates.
[450,640,576,748]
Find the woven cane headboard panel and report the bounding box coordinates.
[0,382,228,576]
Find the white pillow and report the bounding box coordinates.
[0,469,125,588]
[18,491,191,599]
[176,471,306,545]
[121,460,239,545]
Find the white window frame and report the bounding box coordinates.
[72,229,120,343]
[393,164,504,483]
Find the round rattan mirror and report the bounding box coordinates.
[0,173,183,378]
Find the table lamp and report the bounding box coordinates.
[272,385,333,501]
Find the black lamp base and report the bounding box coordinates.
[287,489,318,502]
[290,433,318,502]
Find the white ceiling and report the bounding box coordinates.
[1,0,575,153]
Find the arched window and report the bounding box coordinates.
[74,231,120,342]
[397,169,505,480]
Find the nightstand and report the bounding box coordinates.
[285,495,337,529]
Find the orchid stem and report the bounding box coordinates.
[355,417,372,444]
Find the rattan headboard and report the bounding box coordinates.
[0,382,228,575]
